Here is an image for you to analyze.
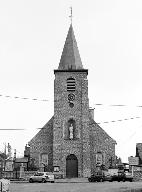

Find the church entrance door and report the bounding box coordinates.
[66,154,78,178]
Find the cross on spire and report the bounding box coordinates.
[69,7,73,24]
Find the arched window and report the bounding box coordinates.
[67,77,76,92]
[96,152,102,166]
[39,153,48,168]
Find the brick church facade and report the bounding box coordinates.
[28,24,116,178]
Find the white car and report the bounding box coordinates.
[29,172,55,183]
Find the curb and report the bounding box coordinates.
[10,179,89,183]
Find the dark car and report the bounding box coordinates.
[106,172,133,182]
[88,173,104,182]
[118,172,133,182]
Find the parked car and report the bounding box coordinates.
[29,172,55,183]
[121,172,133,182]
[105,172,133,182]
[88,173,104,182]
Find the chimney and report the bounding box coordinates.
[89,108,94,120]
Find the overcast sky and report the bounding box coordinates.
[0,0,142,162]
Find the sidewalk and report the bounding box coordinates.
[55,178,88,183]
[10,178,89,183]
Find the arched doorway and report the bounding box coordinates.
[66,154,78,178]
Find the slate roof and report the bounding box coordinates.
[28,116,54,145]
[89,116,117,144]
[58,24,83,70]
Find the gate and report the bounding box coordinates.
[66,154,78,178]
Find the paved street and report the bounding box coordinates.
[9,181,142,192]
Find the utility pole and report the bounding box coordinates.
[14,149,16,160]
[4,143,6,172]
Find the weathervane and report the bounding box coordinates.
[69,7,73,24]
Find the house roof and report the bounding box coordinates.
[15,157,28,163]
[58,24,83,70]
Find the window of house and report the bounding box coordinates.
[39,153,48,167]
[96,152,103,166]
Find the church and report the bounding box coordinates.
[28,23,116,178]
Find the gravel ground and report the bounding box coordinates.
[9,181,142,192]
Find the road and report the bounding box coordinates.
[9,181,142,192]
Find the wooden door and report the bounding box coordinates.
[66,154,78,178]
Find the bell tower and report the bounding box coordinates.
[53,24,91,177]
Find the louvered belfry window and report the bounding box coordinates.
[67,77,75,92]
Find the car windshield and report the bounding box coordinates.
[34,173,44,176]
[39,173,44,176]
[125,172,131,176]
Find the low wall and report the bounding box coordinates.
[1,172,13,179]
[1,170,65,180]
[134,171,142,181]
[53,172,64,179]
[24,171,36,180]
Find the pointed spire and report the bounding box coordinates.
[58,24,83,70]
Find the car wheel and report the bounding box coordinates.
[29,178,33,183]
[88,178,92,182]
[42,178,46,183]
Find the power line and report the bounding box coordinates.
[0,129,25,130]
[94,104,142,108]
[0,116,141,131]
[0,93,142,108]
[0,93,142,109]
[0,94,48,102]
[97,116,141,125]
